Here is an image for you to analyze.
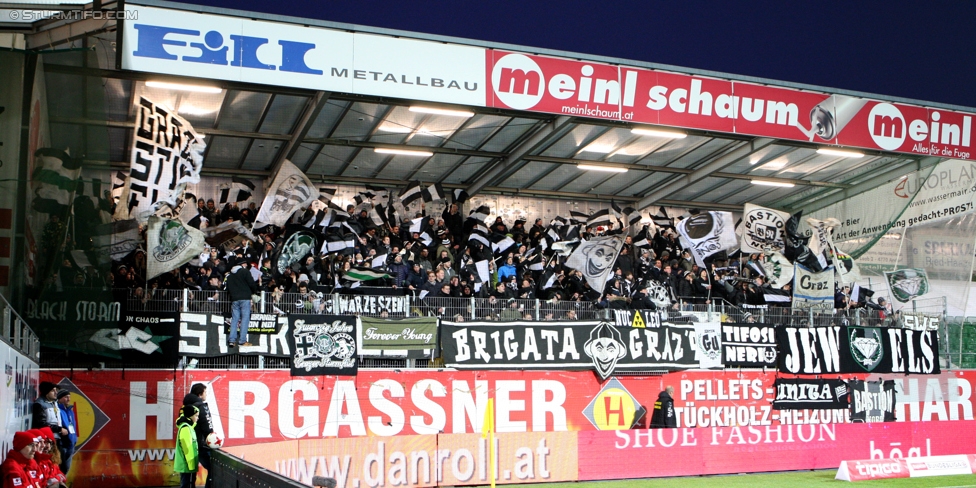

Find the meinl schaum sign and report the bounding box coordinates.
[777,326,940,375]
[772,378,850,410]
[440,320,702,379]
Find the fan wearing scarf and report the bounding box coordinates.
[174,405,200,488]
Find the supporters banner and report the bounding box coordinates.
[255,160,318,228]
[321,294,410,316]
[777,326,844,374]
[792,264,835,308]
[359,317,437,357]
[609,309,665,328]
[721,323,777,368]
[850,379,896,423]
[676,211,737,267]
[179,312,291,357]
[440,321,700,376]
[694,322,723,369]
[287,314,358,376]
[565,235,625,293]
[772,378,850,410]
[840,327,940,374]
[34,368,976,486]
[145,216,206,279]
[739,204,791,253]
[123,97,205,222]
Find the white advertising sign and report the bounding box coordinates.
[121,5,486,106]
[0,340,38,454]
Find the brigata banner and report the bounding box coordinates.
[36,368,976,487]
[772,378,850,411]
[850,379,896,423]
[359,316,437,358]
[179,312,291,357]
[777,326,940,375]
[440,320,701,377]
[721,323,777,368]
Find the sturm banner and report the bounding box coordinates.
[772,378,850,410]
[287,314,358,376]
[439,321,701,377]
[179,312,291,357]
[850,379,896,423]
[722,323,777,368]
[777,326,940,375]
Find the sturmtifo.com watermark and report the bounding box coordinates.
[7,9,138,21]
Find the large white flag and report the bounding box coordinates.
[806,217,841,262]
[676,211,738,267]
[565,235,625,293]
[147,216,206,279]
[739,203,791,253]
[255,160,318,228]
[793,264,835,309]
[123,97,205,222]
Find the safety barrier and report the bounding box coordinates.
[210,449,308,488]
[1,292,38,361]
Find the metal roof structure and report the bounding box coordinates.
[6,0,962,214]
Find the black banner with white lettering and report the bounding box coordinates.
[320,295,410,316]
[777,326,940,375]
[27,289,127,357]
[246,313,281,334]
[841,327,940,374]
[50,310,181,367]
[440,320,700,378]
[287,315,358,376]
[722,323,778,368]
[179,312,291,357]
[849,379,896,422]
[772,378,850,410]
[610,309,664,328]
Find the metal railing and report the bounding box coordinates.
[210,449,307,488]
[0,292,39,361]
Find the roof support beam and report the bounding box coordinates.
[465,116,574,197]
[636,137,775,209]
[274,90,329,173]
[790,156,943,214]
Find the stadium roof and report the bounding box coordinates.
[6,0,962,214]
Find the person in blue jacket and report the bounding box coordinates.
[56,390,78,474]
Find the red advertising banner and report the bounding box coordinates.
[578,421,976,480]
[41,369,976,487]
[486,50,976,161]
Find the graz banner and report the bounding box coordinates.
[179,312,291,357]
[287,315,358,376]
[793,264,835,309]
[841,327,940,374]
[850,379,896,423]
[777,326,940,375]
[772,378,850,410]
[322,295,410,316]
[359,317,437,358]
[440,321,701,377]
[722,323,777,368]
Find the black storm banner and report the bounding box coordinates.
[440,320,701,378]
[849,379,896,423]
[179,313,290,357]
[841,327,940,374]
[772,378,850,410]
[287,314,358,376]
[777,326,940,375]
[722,323,777,368]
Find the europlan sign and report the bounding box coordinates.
[122,4,976,161]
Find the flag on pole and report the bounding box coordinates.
[254,160,318,228]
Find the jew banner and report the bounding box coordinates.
[440,320,701,378]
[359,316,437,358]
[841,327,940,374]
[792,263,834,309]
[739,204,791,253]
[772,378,850,410]
[146,216,206,279]
[777,326,844,374]
[255,160,318,228]
[676,211,737,266]
[565,235,625,293]
[721,323,777,368]
[179,313,290,357]
[287,314,358,376]
[849,379,896,423]
[123,97,205,222]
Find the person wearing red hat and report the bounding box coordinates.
[34,428,66,487]
[2,431,37,488]
[22,430,44,488]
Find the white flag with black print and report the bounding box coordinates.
[565,235,625,293]
[676,211,738,267]
[146,216,206,279]
[255,160,319,228]
[805,217,841,263]
[739,203,791,253]
[123,97,205,222]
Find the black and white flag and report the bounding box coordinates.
[218,176,256,204]
[423,182,445,202]
[739,203,790,253]
[146,216,206,279]
[849,379,896,423]
[676,211,738,267]
[400,181,423,207]
[565,235,625,292]
[255,160,318,228]
[123,97,205,222]
[586,208,612,228]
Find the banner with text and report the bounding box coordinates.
[721,323,777,368]
[179,312,291,357]
[777,326,940,375]
[772,378,850,410]
[359,316,437,358]
[287,314,359,376]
